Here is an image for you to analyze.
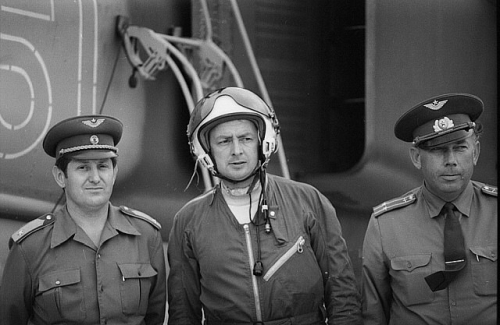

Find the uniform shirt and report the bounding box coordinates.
[168,174,362,324]
[362,181,497,325]
[0,203,166,325]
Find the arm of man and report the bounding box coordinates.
[308,192,362,324]
[145,229,167,324]
[167,212,203,324]
[0,244,33,324]
[361,216,391,325]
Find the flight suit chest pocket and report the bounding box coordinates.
[470,246,497,296]
[118,263,157,315]
[390,254,433,306]
[37,269,85,322]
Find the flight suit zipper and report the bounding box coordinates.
[263,236,305,281]
[243,224,263,322]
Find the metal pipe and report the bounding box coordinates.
[229,0,290,179]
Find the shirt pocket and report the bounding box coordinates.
[469,246,497,296]
[390,254,433,306]
[37,269,85,322]
[118,263,157,315]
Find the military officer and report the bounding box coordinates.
[361,93,497,325]
[0,115,166,324]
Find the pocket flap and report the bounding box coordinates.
[391,254,431,272]
[118,263,157,279]
[470,246,497,262]
[39,269,81,292]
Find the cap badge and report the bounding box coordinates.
[424,99,448,110]
[433,117,454,132]
[90,135,99,145]
[82,118,105,128]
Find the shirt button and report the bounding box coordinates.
[55,280,61,285]
[406,261,412,269]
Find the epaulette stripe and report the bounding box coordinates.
[373,194,416,218]
[481,185,498,197]
[120,206,161,229]
[11,214,55,244]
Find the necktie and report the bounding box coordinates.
[425,202,466,291]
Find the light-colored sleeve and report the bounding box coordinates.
[145,228,167,324]
[0,243,33,324]
[361,215,391,325]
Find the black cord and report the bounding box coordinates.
[99,46,122,114]
[251,170,270,276]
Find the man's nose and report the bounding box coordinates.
[88,166,100,182]
[231,139,243,155]
[444,150,458,166]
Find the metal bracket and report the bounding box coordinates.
[116,16,169,81]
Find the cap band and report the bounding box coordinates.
[55,133,118,159]
[59,145,118,157]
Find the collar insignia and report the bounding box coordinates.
[424,99,448,110]
[433,117,454,132]
[82,118,105,128]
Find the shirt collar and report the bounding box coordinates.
[422,181,473,218]
[50,203,141,248]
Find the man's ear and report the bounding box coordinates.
[409,146,422,170]
[52,165,66,188]
[112,165,118,185]
[473,141,480,166]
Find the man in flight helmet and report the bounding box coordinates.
[167,87,362,324]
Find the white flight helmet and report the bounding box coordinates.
[187,87,280,177]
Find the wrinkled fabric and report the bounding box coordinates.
[0,203,166,325]
[362,181,497,325]
[168,174,361,324]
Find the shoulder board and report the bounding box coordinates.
[373,193,417,218]
[10,214,56,247]
[481,185,497,197]
[120,206,161,229]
